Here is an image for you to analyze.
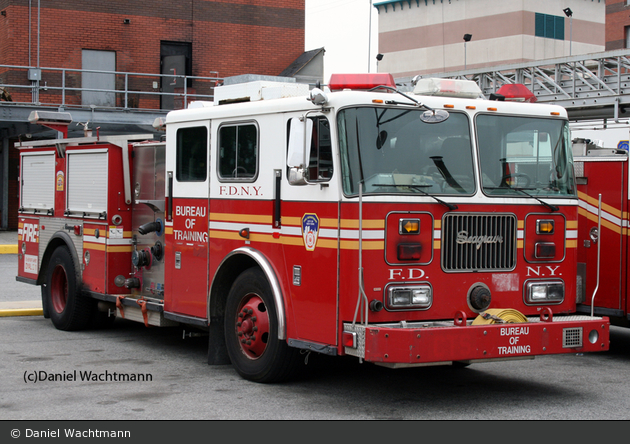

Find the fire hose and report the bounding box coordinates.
[472,308,528,325]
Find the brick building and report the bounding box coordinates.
[606,0,630,50]
[0,0,305,108]
[0,0,305,230]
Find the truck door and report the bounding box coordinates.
[165,124,210,318]
[577,157,627,314]
[283,115,339,346]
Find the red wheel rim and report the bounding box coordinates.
[235,294,270,360]
[50,265,68,314]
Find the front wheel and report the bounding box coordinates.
[44,246,93,331]
[224,267,300,383]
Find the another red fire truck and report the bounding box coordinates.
[16,74,610,382]
[573,138,630,327]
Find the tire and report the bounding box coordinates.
[44,246,93,331]
[40,285,50,319]
[224,267,300,383]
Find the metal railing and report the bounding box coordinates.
[0,65,222,111]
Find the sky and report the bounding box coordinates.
[305,0,379,82]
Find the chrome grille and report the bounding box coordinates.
[441,213,517,271]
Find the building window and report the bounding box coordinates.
[176,126,208,182]
[626,26,630,48]
[535,13,565,40]
[218,123,258,181]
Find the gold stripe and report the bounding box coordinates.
[578,207,622,234]
[210,212,386,230]
[339,219,384,229]
[518,220,524,229]
[339,240,384,250]
[566,220,578,229]
[517,239,523,249]
[209,230,382,250]
[434,220,441,229]
[578,191,622,217]
[433,240,441,249]
[84,242,105,251]
[210,212,272,224]
[566,240,577,248]
[165,227,173,234]
[107,246,133,253]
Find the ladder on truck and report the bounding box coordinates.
[397,48,630,125]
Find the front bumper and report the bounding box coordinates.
[343,313,609,367]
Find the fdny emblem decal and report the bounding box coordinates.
[302,214,319,251]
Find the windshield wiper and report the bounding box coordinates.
[486,186,558,212]
[374,184,458,211]
[368,85,427,109]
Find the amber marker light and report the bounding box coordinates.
[536,219,555,234]
[399,218,420,234]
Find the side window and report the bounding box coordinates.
[286,116,333,182]
[218,123,258,180]
[176,126,208,182]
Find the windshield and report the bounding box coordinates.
[477,115,575,197]
[338,107,474,196]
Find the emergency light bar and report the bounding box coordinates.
[28,110,73,138]
[413,78,482,99]
[495,84,537,103]
[328,73,396,91]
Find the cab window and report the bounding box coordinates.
[176,126,208,182]
[218,123,258,180]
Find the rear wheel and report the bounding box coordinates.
[224,267,300,383]
[44,246,93,331]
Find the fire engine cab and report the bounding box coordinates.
[16,75,610,382]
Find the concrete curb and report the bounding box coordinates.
[0,245,17,254]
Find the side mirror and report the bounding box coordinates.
[287,117,313,185]
[287,117,312,168]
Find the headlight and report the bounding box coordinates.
[386,285,432,310]
[525,280,564,304]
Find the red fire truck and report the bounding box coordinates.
[16,75,610,382]
[573,138,630,327]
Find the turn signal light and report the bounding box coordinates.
[399,218,420,234]
[537,220,555,234]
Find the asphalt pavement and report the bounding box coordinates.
[0,230,43,316]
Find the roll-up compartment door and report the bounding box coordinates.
[67,150,108,216]
[21,152,55,211]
